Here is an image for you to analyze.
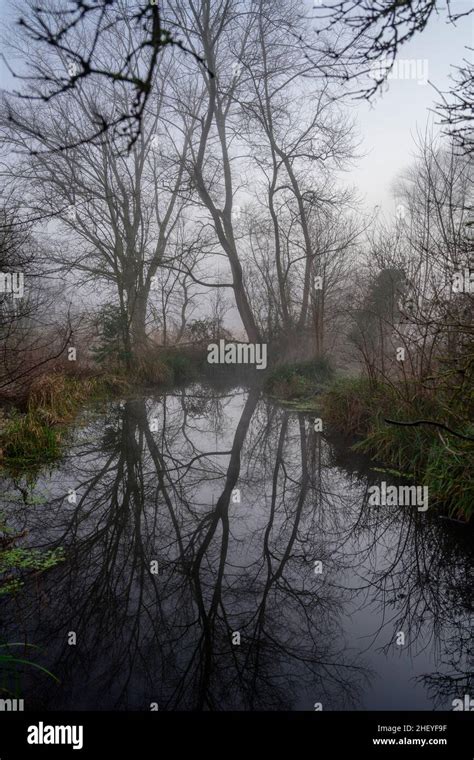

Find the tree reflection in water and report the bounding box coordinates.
[0,383,471,710]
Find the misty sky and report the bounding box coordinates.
[351,2,472,216]
[0,0,472,217]
[0,0,471,333]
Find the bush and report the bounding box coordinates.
[321,377,378,436]
[133,346,202,386]
[1,411,62,463]
[265,357,333,399]
[27,373,97,424]
[0,373,99,466]
[133,354,174,385]
[91,303,129,367]
[424,437,474,520]
[159,350,197,383]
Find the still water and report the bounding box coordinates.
[0,382,472,710]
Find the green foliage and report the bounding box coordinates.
[134,354,174,385]
[0,643,59,683]
[321,377,379,435]
[2,492,47,506]
[0,547,65,595]
[27,374,97,423]
[0,374,100,468]
[0,547,65,573]
[0,512,65,597]
[424,437,474,520]
[92,303,129,366]
[187,318,232,343]
[0,349,199,471]
[367,268,406,319]
[1,411,62,463]
[353,418,433,472]
[321,376,474,520]
[265,358,333,400]
[134,347,202,386]
[348,268,407,355]
[159,350,197,383]
[92,373,132,397]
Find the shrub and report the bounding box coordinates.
[1,412,62,463]
[0,373,98,466]
[265,357,333,399]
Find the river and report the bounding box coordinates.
[0,380,472,710]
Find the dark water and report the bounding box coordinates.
[0,382,472,711]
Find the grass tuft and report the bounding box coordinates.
[320,377,473,520]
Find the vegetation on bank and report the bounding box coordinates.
[0,502,65,613]
[0,641,60,687]
[0,346,202,469]
[0,545,65,596]
[265,363,472,521]
[322,377,473,521]
[0,374,103,469]
[264,358,334,406]
[1,350,471,530]
[0,347,201,602]
[133,346,203,386]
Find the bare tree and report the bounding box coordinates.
[166,0,266,341]
[0,204,73,396]
[2,26,195,367]
[2,0,207,151]
[238,0,357,344]
[305,0,473,100]
[348,132,473,441]
[435,54,474,156]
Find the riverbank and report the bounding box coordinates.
[0,346,203,471]
[0,379,471,709]
[265,362,473,521]
[2,354,472,521]
[263,357,334,409]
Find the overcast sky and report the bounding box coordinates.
[0,1,471,335]
[347,3,473,216]
[1,1,471,220]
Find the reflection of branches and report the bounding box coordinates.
[418,670,473,710]
[332,475,473,696]
[0,383,470,710]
